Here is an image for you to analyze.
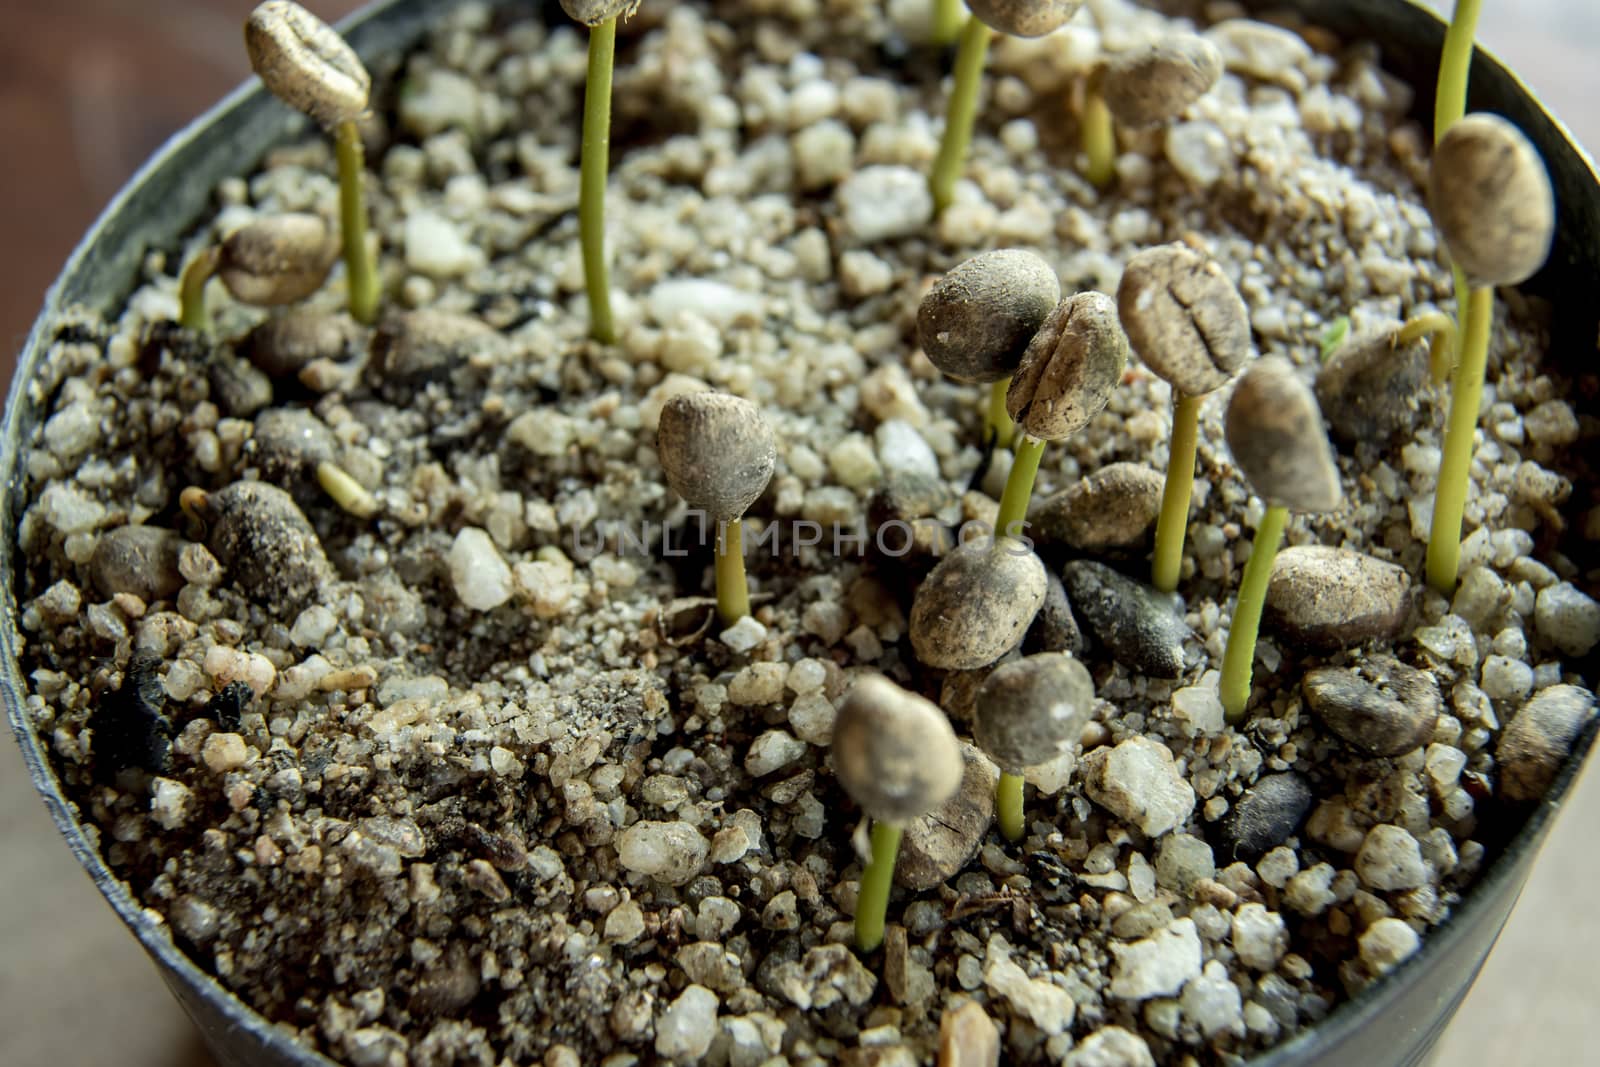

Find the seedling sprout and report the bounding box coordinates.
[179,214,339,331]
[1117,242,1252,593]
[1218,357,1342,720]
[974,653,1093,841]
[656,392,777,626]
[245,0,379,324]
[831,675,963,952]
[1080,34,1222,189]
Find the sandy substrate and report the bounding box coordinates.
[11,0,1599,1063]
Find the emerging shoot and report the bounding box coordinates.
[179,214,340,332]
[1117,242,1252,593]
[1082,34,1222,190]
[656,392,777,627]
[918,249,1060,446]
[1218,357,1342,721]
[928,0,1083,214]
[1424,114,1554,594]
[996,291,1127,537]
[831,675,963,952]
[561,0,640,344]
[974,653,1093,842]
[909,534,1047,670]
[246,0,379,324]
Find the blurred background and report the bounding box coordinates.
[0,1,1595,1065]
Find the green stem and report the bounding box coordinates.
[1434,0,1483,143]
[931,0,962,46]
[715,517,750,627]
[985,377,1015,447]
[855,821,902,953]
[928,16,991,216]
[995,434,1046,538]
[336,119,380,326]
[1220,504,1289,723]
[1426,286,1493,594]
[1081,74,1115,190]
[178,246,220,332]
[1151,392,1202,593]
[1397,309,1459,386]
[997,771,1025,842]
[581,17,618,344]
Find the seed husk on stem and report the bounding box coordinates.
[245,0,379,324]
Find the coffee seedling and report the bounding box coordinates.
[1117,242,1252,592]
[1425,113,1554,594]
[918,249,1060,447]
[909,534,1047,670]
[656,392,776,626]
[831,674,963,952]
[246,0,379,325]
[1218,357,1342,720]
[997,290,1127,537]
[1315,319,1438,447]
[974,653,1093,841]
[930,0,963,46]
[928,0,1084,214]
[561,0,640,344]
[1080,34,1222,189]
[179,214,339,331]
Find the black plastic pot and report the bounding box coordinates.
[4,1,1596,1065]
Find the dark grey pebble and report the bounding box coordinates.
[1302,656,1440,757]
[1219,772,1313,860]
[90,525,185,603]
[206,681,257,733]
[204,480,335,615]
[208,354,274,418]
[250,407,339,482]
[868,472,957,564]
[1498,685,1595,802]
[90,654,171,777]
[897,743,998,891]
[1265,546,1412,650]
[1061,560,1189,677]
[1024,571,1085,655]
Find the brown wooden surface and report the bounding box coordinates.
[0,2,1595,1066]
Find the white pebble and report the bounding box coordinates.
[836,166,933,243]
[874,419,940,480]
[745,730,808,776]
[720,615,768,652]
[449,528,513,611]
[1535,582,1600,657]
[1354,824,1428,891]
[1110,918,1203,1000]
[403,211,484,277]
[1358,917,1420,975]
[655,984,719,1061]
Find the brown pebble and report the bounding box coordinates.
[937,1000,1001,1067]
[1303,657,1441,757]
[1428,113,1555,288]
[246,0,371,128]
[90,526,186,603]
[1117,242,1252,396]
[1101,34,1224,128]
[831,674,963,825]
[974,653,1095,774]
[559,0,640,25]
[246,310,361,378]
[1314,322,1432,447]
[1497,684,1595,802]
[967,0,1084,37]
[656,392,776,521]
[1265,546,1412,650]
[1006,292,1127,441]
[918,250,1060,384]
[217,214,339,307]
[1224,356,1342,512]
[373,309,501,381]
[897,742,998,890]
[910,536,1048,669]
[1029,462,1163,551]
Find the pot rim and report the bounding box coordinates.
[2,2,1596,1065]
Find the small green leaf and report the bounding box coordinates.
[1319,316,1350,362]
